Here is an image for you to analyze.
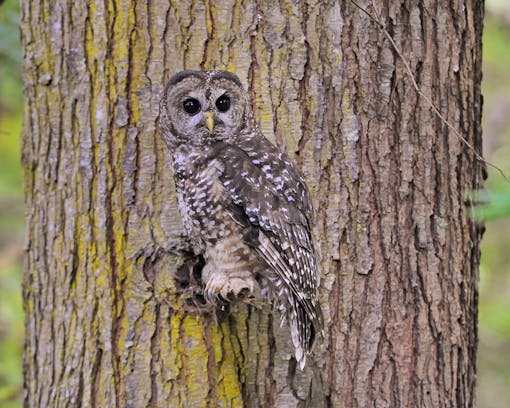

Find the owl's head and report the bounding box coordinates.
[159,70,250,148]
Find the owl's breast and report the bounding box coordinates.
[172,149,238,254]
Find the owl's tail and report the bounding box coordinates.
[276,288,323,370]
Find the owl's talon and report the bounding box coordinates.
[204,275,259,304]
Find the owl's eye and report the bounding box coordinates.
[183,98,201,115]
[215,94,231,112]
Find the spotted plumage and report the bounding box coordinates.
[158,70,323,368]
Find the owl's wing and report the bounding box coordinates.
[215,137,324,349]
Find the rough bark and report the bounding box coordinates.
[21,0,484,407]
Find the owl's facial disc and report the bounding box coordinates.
[162,70,247,147]
[178,89,235,140]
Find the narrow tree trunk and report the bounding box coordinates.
[21,0,484,406]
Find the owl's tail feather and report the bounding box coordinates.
[287,295,321,370]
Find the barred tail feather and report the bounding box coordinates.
[287,294,321,370]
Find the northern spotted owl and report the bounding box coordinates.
[158,70,323,368]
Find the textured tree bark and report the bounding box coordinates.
[21,0,484,407]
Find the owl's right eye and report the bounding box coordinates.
[183,98,201,115]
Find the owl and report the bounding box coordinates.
[158,70,323,368]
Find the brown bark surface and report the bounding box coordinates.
[21,0,484,407]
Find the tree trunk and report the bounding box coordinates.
[21,0,484,406]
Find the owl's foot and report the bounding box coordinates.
[204,273,260,304]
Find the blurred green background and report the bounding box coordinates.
[0,1,24,407]
[1,1,509,406]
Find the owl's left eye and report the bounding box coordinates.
[215,94,231,112]
[183,98,201,115]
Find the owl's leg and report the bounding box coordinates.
[202,262,260,304]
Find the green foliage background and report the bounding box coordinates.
[0,1,509,406]
[476,3,510,407]
[0,1,24,407]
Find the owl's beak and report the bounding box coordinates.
[205,111,214,133]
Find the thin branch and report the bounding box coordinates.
[350,0,509,184]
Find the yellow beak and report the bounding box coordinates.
[205,111,214,133]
